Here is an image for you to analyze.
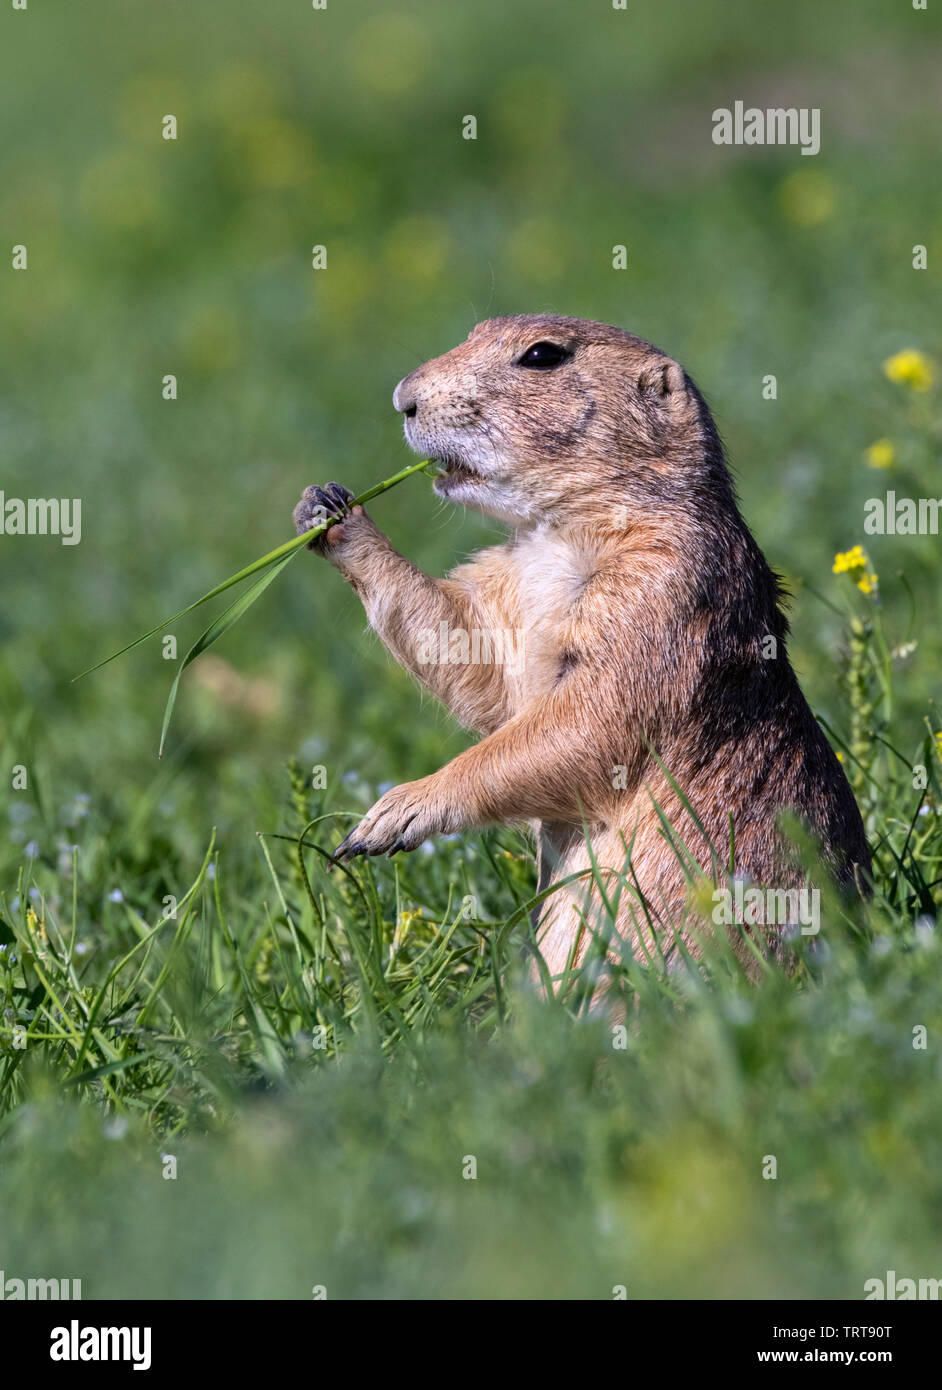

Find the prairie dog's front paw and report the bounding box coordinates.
[332,778,460,863]
[293,482,362,553]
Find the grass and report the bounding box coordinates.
[1,0,941,1299]
[2,586,941,1298]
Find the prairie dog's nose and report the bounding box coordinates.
[392,374,418,417]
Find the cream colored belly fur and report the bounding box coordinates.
[508,529,644,977]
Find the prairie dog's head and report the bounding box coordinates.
[393,315,715,527]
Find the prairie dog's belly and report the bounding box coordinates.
[509,527,599,704]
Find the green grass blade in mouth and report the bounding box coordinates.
[73,458,433,682]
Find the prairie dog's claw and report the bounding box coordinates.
[293,482,357,551]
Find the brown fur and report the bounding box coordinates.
[293,315,870,981]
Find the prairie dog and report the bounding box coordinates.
[293,315,870,979]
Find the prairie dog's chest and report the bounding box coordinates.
[509,529,594,699]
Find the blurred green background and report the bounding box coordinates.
[1,0,941,1300]
[2,0,940,813]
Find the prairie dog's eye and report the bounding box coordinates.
[516,341,572,370]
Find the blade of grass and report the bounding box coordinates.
[158,551,293,757]
[74,458,435,681]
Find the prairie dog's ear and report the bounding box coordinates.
[638,358,687,401]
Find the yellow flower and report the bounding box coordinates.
[835,751,845,763]
[883,349,933,392]
[864,438,895,469]
[832,545,866,574]
[833,545,878,594]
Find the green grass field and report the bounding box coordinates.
[1,0,940,1299]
